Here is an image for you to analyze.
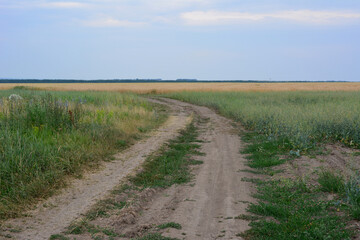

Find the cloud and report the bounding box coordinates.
[181,10,360,25]
[39,2,87,8]
[83,17,146,27]
[143,0,211,11]
[0,1,89,9]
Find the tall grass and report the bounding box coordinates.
[0,88,166,219]
[166,91,360,150]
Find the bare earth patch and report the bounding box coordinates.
[277,144,360,183]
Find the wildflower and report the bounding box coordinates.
[9,94,23,101]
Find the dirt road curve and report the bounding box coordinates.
[127,98,254,240]
[2,98,254,240]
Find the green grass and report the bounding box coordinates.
[165,91,360,150]
[67,219,118,237]
[0,88,167,219]
[239,133,353,240]
[131,122,203,188]
[242,133,291,169]
[344,176,360,220]
[157,222,182,230]
[49,234,70,240]
[318,171,345,194]
[134,233,179,240]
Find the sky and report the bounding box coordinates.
[1,0,360,81]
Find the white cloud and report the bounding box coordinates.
[83,17,146,27]
[143,0,211,11]
[39,2,87,8]
[181,10,360,25]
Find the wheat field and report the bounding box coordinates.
[1,82,360,93]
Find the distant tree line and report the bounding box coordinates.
[0,79,348,83]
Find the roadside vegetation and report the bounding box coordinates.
[240,133,354,239]
[0,87,167,220]
[165,91,360,239]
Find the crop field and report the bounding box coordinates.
[165,91,360,150]
[1,82,360,93]
[0,87,166,219]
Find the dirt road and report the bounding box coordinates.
[1,98,254,240]
[121,98,255,240]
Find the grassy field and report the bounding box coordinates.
[1,82,360,93]
[165,91,360,150]
[0,87,167,219]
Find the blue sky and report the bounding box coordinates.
[1,0,360,81]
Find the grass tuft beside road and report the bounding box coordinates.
[131,122,203,188]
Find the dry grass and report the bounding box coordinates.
[1,82,360,93]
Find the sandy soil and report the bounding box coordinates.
[1,98,255,240]
[277,144,360,183]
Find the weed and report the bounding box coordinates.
[157,222,182,230]
[130,122,202,188]
[241,133,291,169]
[135,233,179,240]
[86,199,126,220]
[101,228,118,237]
[345,176,360,219]
[188,159,204,165]
[318,171,344,193]
[67,219,88,235]
[49,234,70,240]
